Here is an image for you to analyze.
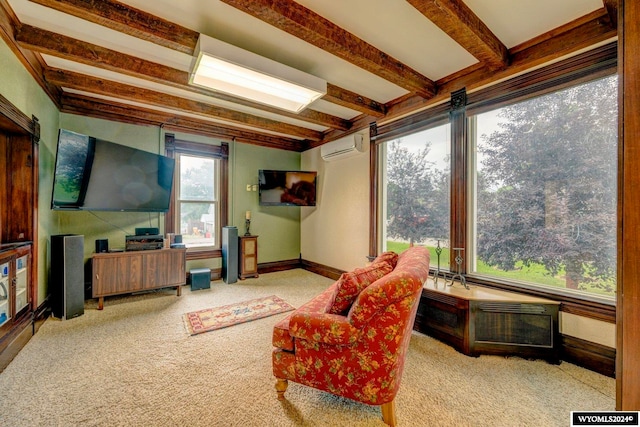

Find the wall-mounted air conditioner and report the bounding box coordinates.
[321,134,366,162]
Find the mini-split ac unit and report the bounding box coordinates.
[321,134,366,162]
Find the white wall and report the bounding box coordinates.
[301,134,370,271]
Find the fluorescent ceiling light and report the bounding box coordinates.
[190,35,326,113]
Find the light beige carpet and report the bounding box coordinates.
[0,269,614,426]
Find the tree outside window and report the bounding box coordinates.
[473,75,617,298]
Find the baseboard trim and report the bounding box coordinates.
[561,334,616,378]
[300,259,344,280]
[258,259,301,274]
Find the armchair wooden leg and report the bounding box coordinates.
[381,400,397,427]
[275,378,288,400]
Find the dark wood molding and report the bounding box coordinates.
[368,121,379,261]
[220,0,436,98]
[300,259,344,281]
[258,259,301,274]
[0,93,33,135]
[561,334,616,378]
[449,88,467,271]
[617,0,640,409]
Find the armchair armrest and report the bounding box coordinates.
[289,312,361,346]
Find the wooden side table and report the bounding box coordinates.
[238,235,259,279]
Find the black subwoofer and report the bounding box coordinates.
[51,234,85,320]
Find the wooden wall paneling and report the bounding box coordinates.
[617,0,640,410]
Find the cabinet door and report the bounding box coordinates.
[143,250,185,289]
[93,255,144,297]
[0,259,10,327]
[14,254,29,313]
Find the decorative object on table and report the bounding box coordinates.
[183,295,294,335]
[244,210,251,236]
[433,239,448,285]
[448,247,469,289]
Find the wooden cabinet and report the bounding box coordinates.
[415,280,560,363]
[0,244,31,329]
[239,235,259,280]
[0,95,38,372]
[92,248,186,309]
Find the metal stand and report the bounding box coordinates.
[448,247,469,289]
[433,239,448,285]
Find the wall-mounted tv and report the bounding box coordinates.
[51,129,175,212]
[258,170,317,206]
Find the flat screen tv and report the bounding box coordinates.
[51,129,175,212]
[258,170,317,206]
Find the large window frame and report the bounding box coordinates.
[165,134,228,261]
[371,42,617,322]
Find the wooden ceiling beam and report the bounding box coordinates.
[60,93,307,151]
[28,0,198,54]
[15,24,350,131]
[325,84,385,118]
[406,0,508,69]
[220,0,436,99]
[27,0,386,117]
[45,68,324,141]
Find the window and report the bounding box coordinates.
[469,75,618,300]
[372,44,617,308]
[380,123,451,270]
[165,135,228,259]
[176,154,219,249]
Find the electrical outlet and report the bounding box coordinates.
[246,184,251,191]
[252,185,258,191]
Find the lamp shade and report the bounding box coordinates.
[190,35,326,113]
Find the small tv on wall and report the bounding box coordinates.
[51,129,175,212]
[258,170,317,206]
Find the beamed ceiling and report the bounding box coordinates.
[0,0,617,151]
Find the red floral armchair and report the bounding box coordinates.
[272,247,430,426]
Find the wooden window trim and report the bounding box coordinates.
[165,133,228,261]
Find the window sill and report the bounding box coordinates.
[465,274,616,323]
[186,248,221,261]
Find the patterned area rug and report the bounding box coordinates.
[183,295,295,335]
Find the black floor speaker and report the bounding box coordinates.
[222,226,238,284]
[51,234,85,320]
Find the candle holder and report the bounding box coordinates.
[433,239,447,285]
[448,247,469,290]
[244,218,251,236]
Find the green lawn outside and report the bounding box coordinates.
[386,240,615,297]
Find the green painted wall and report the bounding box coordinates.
[0,39,60,306]
[231,143,301,263]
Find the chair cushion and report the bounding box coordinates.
[371,251,399,269]
[328,261,393,315]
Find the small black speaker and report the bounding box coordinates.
[51,234,85,320]
[222,226,238,284]
[95,239,108,253]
